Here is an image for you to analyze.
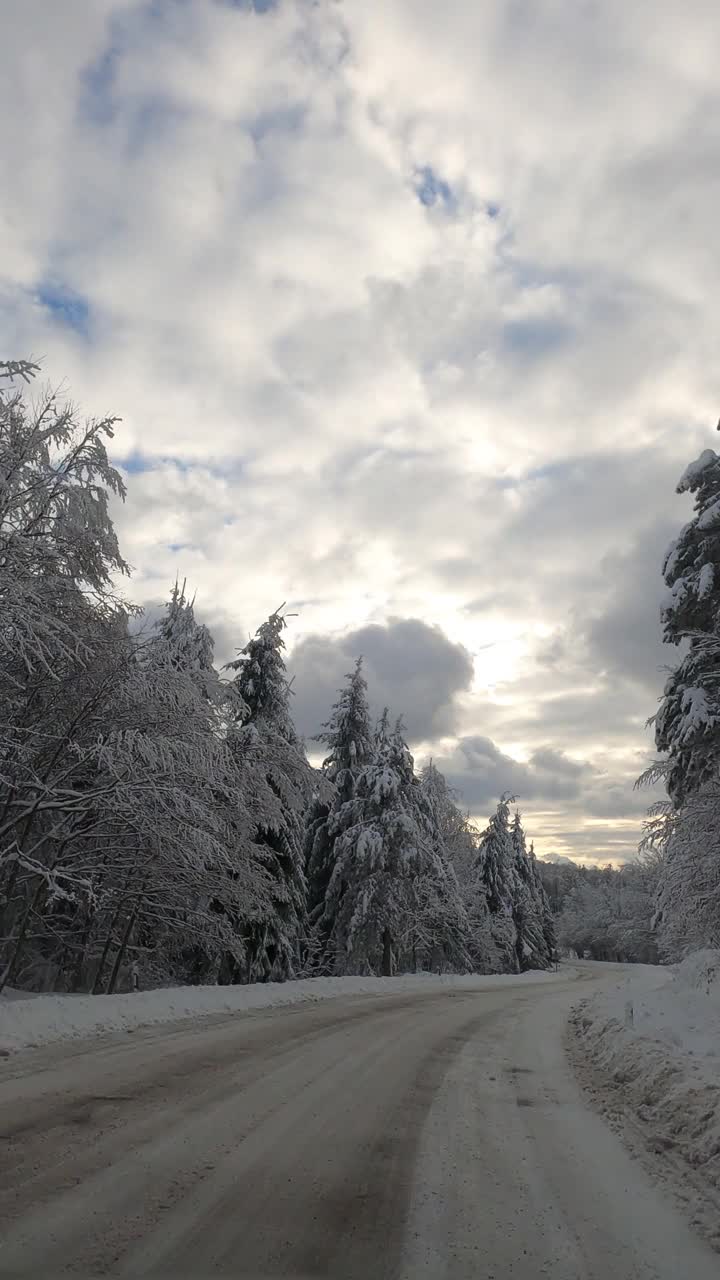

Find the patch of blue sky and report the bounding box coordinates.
[116,452,151,475]
[223,0,279,10]
[117,451,245,479]
[78,42,120,127]
[414,166,457,212]
[501,316,573,360]
[36,282,91,337]
[249,103,307,144]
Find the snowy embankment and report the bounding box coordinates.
[0,968,563,1055]
[569,952,720,1251]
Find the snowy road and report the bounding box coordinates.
[1,969,716,1278]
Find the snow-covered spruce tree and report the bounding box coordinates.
[653,442,720,807]
[321,712,471,975]
[304,658,374,969]
[472,795,520,973]
[154,578,218,702]
[420,760,477,888]
[224,610,321,982]
[418,759,491,970]
[529,841,557,964]
[400,741,473,973]
[510,812,551,971]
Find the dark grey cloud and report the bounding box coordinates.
[288,617,474,745]
[435,734,593,812]
[432,731,656,862]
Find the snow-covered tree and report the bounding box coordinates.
[529,841,557,964]
[472,795,520,972]
[653,443,720,806]
[653,786,720,959]
[0,362,270,994]
[224,609,320,981]
[556,859,659,963]
[304,658,373,961]
[153,579,219,704]
[418,759,490,969]
[511,812,551,971]
[420,760,477,887]
[0,360,134,990]
[322,713,471,975]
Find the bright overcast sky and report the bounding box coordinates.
[3,0,720,862]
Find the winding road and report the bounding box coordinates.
[0,968,716,1277]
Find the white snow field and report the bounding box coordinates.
[1,965,718,1278]
[569,952,720,1253]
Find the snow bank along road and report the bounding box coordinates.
[1,968,717,1279]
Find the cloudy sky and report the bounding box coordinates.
[3,0,720,862]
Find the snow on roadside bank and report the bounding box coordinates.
[0,968,564,1055]
[569,951,720,1251]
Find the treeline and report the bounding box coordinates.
[0,360,555,993]
[538,857,661,964]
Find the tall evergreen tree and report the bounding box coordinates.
[473,795,520,973]
[420,760,477,887]
[322,712,469,975]
[304,658,373,964]
[224,610,317,981]
[529,841,557,964]
[511,813,550,971]
[653,442,720,806]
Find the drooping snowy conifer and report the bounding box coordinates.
[224,609,319,981]
[154,580,218,703]
[473,795,520,973]
[654,440,720,805]
[529,841,557,963]
[321,713,471,975]
[510,812,550,970]
[304,658,373,963]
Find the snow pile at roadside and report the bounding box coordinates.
[0,967,563,1054]
[569,952,720,1249]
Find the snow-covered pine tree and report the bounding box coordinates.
[419,761,496,973]
[153,579,219,704]
[419,760,477,887]
[304,658,374,965]
[653,442,720,806]
[321,712,471,975]
[529,841,557,965]
[510,813,550,971]
[473,795,520,973]
[400,743,472,973]
[224,609,319,981]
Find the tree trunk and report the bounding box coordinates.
[381,927,393,977]
[91,900,126,994]
[0,879,46,992]
[107,888,145,994]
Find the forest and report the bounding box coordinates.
[1,357,718,995]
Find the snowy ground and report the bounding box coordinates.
[569,952,720,1252]
[2,967,718,1278]
[0,968,562,1054]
